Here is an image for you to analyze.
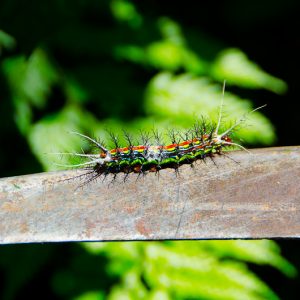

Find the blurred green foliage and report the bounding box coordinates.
[81,241,296,300]
[0,30,16,53]
[0,2,285,164]
[0,0,296,299]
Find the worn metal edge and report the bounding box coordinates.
[0,146,300,244]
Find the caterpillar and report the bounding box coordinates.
[54,85,265,187]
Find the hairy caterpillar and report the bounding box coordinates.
[54,84,265,188]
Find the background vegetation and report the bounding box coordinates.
[1,0,300,299]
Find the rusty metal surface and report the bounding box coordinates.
[0,146,300,244]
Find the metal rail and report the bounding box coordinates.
[0,146,299,244]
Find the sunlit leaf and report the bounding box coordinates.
[198,240,297,277]
[211,48,287,94]
[146,41,183,71]
[23,48,59,108]
[82,241,291,300]
[74,291,105,300]
[28,105,98,171]
[145,72,276,145]
[1,49,59,134]
[2,48,59,108]
[111,0,143,28]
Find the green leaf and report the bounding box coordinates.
[198,240,297,277]
[145,72,276,145]
[110,0,143,28]
[13,96,33,135]
[28,105,99,171]
[1,49,60,134]
[23,48,59,108]
[211,48,287,94]
[82,241,292,300]
[2,48,59,108]
[0,30,16,53]
[114,45,146,64]
[73,291,105,300]
[146,41,183,71]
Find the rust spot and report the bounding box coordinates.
[262,204,270,210]
[1,201,22,212]
[19,222,29,234]
[84,220,97,238]
[135,219,152,238]
[124,205,137,213]
[191,212,202,224]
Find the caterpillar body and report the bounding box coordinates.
[73,125,233,177]
[54,84,265,187]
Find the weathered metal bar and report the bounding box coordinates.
[0,146,299,244]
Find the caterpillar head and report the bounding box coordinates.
[211,133,232,147]
[221,134,232,143]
